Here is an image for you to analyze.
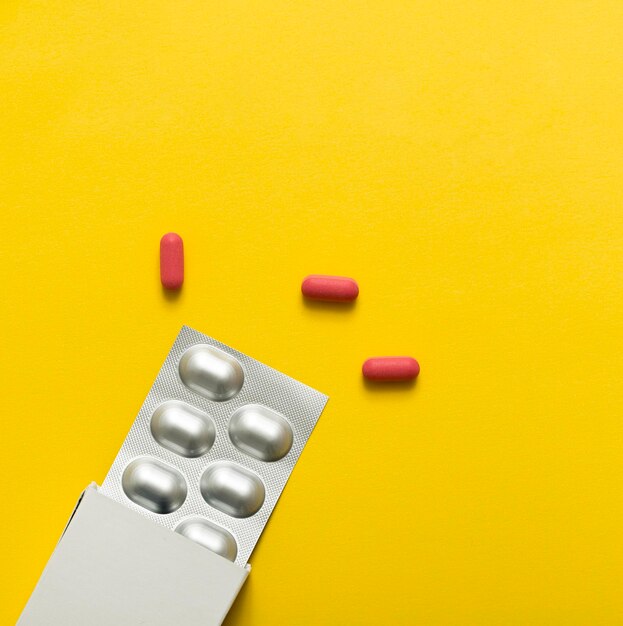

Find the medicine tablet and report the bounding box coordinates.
[160,232,184,289]
[229,404,293,462]
[175,517,238,562]
[200,462,265,518]
[178,344,244,402]
[362,357,420,381]
[301,275,359,302]
[122,457,188,514]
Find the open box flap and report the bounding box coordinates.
[18,485,249,626]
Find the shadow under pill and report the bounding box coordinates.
[362,377,418,392]
[161,285,182,302]
[302,297,357,313]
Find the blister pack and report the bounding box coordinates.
[101,326,328,566]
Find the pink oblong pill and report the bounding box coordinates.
[301,275,359,302]
[160,232,184,289]
[362,357,420,381]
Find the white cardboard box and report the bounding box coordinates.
[18,484,249,625]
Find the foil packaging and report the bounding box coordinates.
[101,326,328,566]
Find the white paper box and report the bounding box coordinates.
[18,485,249,625]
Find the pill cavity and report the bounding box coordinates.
[175,517,238,562]
[122,457,187,514]
[362,357,420,382]
[301,275,359,302]
[229,404,293,462]
[200,462,265,518]
[179,344,244,402]
[160,232,184,289]
[151,401,216,458]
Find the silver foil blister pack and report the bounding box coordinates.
[101,326,328,566]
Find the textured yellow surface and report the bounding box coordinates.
[1,1,623,624]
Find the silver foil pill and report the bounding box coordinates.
[122,458,188,514]
[101,326,328,566]
[175,517,238,562]
[229,404,293,462]
[200,462,265,518]
[151,401,216,458]
[179,344,244,401]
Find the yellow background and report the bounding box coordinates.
[1,1,622,624]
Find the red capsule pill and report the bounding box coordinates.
[301,275,359,302]
[160,232,184,289]
[362,357,420,382]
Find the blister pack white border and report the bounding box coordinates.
[101,326,328,566]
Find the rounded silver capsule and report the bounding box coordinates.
[178,344,244,402]
[150,401,216,458]
[200,462,265,518]
[175,517,238,562]
[122,457,187,514]
[228,404,293,462]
